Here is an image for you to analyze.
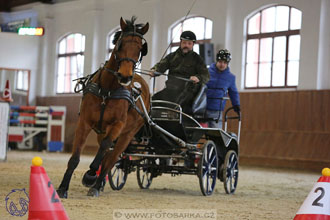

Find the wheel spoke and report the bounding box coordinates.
[208,146,214,161]
[115,171,120,187]
[204,152,208,164]
[111,167,118,178]
[210,154,216,166]
[141,172,146,185]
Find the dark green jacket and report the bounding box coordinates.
[152,48,210,86]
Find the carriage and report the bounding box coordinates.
[106,87,241,196]
[57,17,240,198]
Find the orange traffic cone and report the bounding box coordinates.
[1,79,13,102]
[28,157,69,220]
[293,168,330,220]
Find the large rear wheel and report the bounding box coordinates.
[198,140,218,196]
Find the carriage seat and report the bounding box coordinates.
[191,85,230,124]
[191,84,207,118]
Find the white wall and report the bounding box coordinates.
[0,32,40,104]
[1,0,329,102]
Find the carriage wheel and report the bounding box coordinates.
[198,140,218,196]
[223,150,239,194]
[109,159,128,190]
[137,158,153,189]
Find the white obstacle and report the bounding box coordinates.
[0,102,9,161]
[8,105,66,152]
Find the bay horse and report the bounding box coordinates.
[57,16,150,198]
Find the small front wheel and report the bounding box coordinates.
[137,158,153,189]
[109,159,128,190]
[198,140,218,196]
[223,150,239,194]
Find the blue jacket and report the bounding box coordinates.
[206,63,240,111]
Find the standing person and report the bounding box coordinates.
[206,49,240,128]
[151,31,209,112]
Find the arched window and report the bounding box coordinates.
[170,16,213,53]
[245,5,302,89]
[56,33,85,93]
[107,27,120,59]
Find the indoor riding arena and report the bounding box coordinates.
[0,0,330,220]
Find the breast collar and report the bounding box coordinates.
[83,81,134,106]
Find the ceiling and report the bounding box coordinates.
[0,0,55,12]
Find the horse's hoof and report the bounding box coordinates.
[87,188,99,197]
[56,188,68,199]
[82,170,97,187]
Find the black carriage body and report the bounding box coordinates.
[111,100,240,195]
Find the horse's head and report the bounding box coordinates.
[111,16,149,86]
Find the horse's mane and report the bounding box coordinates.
[112,16,146,45]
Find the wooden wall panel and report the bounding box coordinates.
[237,90,330,171]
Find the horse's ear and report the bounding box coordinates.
[120,17,127,31]
[140,22,149,35]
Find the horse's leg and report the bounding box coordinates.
[57,120,91,198]
[82,135,113,187]
[87,128,137,197]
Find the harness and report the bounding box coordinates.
[73,25,148,134]
[74,67,145,134]
[85,82,133,134]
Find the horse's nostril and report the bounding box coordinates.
[120,77,129,83]
[117,73,123,80]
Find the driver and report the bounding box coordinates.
[150,31,209,112]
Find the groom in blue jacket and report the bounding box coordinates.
[206,49,240,128]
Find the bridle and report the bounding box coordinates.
[104,30,147,84]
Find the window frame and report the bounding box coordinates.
[0,67,30,105]
[244,5,301,89]
[56,33,85,94]
[169,16,213,53]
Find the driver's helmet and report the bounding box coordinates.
[180,31,196,42]
[216,49,231,63]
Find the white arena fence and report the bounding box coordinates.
[0,102,10,161]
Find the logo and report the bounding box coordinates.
[5,188,29,217]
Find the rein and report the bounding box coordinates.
[134,69,195,83]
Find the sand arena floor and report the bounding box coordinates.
[0,150,320,220]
